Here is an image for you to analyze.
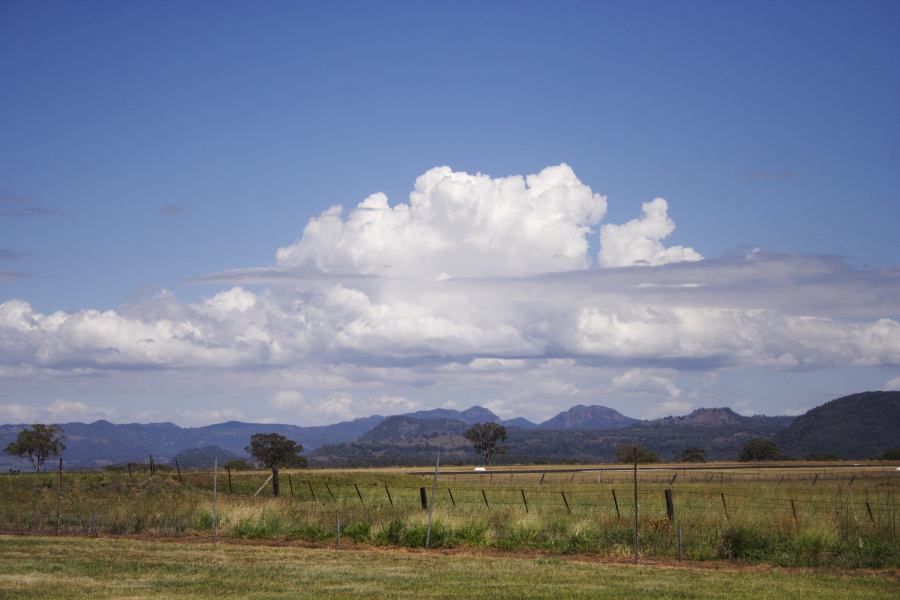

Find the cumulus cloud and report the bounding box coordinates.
[1,165,899,425]
[613,368,682,398]
[270,390,303,410]
[599,198,702,267]
[276,164,607,279]
[0,400,113,423]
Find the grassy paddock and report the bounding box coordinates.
[1,463,897,567]
[0,535,897,599]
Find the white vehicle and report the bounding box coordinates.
[474,467,486,472]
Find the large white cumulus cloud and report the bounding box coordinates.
[276,164,608,278]
[599,198,702,267]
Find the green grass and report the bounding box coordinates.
[0,464,897,567]
[0,535,896,600]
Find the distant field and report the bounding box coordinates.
[0,535,897,600]
[0,462,897,568]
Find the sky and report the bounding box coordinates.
[1,1,899,427]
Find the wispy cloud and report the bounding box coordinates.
[0,193,57,217]
[160,203,185,219]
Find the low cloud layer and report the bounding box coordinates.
[1,165,898,424]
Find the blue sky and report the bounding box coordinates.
[1,1,899,426]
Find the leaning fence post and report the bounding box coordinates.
[612,489,620,519]
[354,483,363,503]
[664,489,675,522]
[720,493,729,521]
[670,473,677,485]
[481,489,490,509]
[521,489,529,513]
[384,485,393,507]
[865,499,875,526]
[812,473,819,486]
[539,472,545,485]
[325,482,336,502]
[561,491,571,514]
[55,457,62,536]
[447,488,455,508]
[175,460,183,482]
[790,499,798,525]
[308,481,318,502]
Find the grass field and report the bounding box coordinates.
[0,535,897,599]
[1,462,897,568]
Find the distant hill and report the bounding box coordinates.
[170,446,242,469]
[774,391,900,459]
[539,405,638,430]
[402,406,500,424]
[502,417,539,429]
[361,416,470,442]
[642,408,794,429]
[0,416,384,470]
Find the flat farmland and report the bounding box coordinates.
[0,462,897,568]
[0,535,897,600]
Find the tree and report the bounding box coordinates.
[614,443,659,464]
[738,438,782,461]
[4,424,65,472]
[678,447,707,463]
[465,423,507,465]
[880,448,900,461]
[245,433,304,496]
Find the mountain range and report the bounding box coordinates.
[1,392,898,469]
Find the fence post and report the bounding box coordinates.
[128,462,133,482]
[720,493,729,521]
[425,455,440,550]
[56,457,62,536]
[175,460,182,482]
[336,518,341,549]
[419,487,428,510]
[325,482,336,502]
[677,523,684,561]
[633,447,639,564]
[790,499,798,525]
[353,483,363,502]
[308,481,318,502]
[812,473,819,486]
[149,454,155,476]
[227,466,232,494]
[670,473,677,485]
[561,491,571,514]
[539,472,545,485]
[664,489,675,522]
[384,485,393,507]
[211,457,217,544]
[521,490,529,513]
[612,489,620,519]
[447,488,455,508]
[481,489,490,509]
[288,474,294,498]
[865,499,875,526]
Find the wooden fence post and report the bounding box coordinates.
[55,457,62,536]
[384,485,393,507]
[561,491,571,514]
[211,457,217,544]
[447,488,455,508]
[481,489,490,509]
[612,489,620,519]
[307,481,318,502]
[670,473,677,485]
[354,483,363,503]
[720,493,729,521]
[664,489,675,522]
[227,466,232,494]
[633,447,639,564]
[128,462,133,482]
[175,460,182,482]
[866,500,875,526]
[419,487,428,510]
[790,499,798,525]
[288,474,294,498]
[325,482,336,502]
[521,490,529,513]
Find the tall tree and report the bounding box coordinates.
[245,433,304,497]
[4,424,65,472]
[465,423,507,465]
[614,443,658,464]
[739,438,783,461]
